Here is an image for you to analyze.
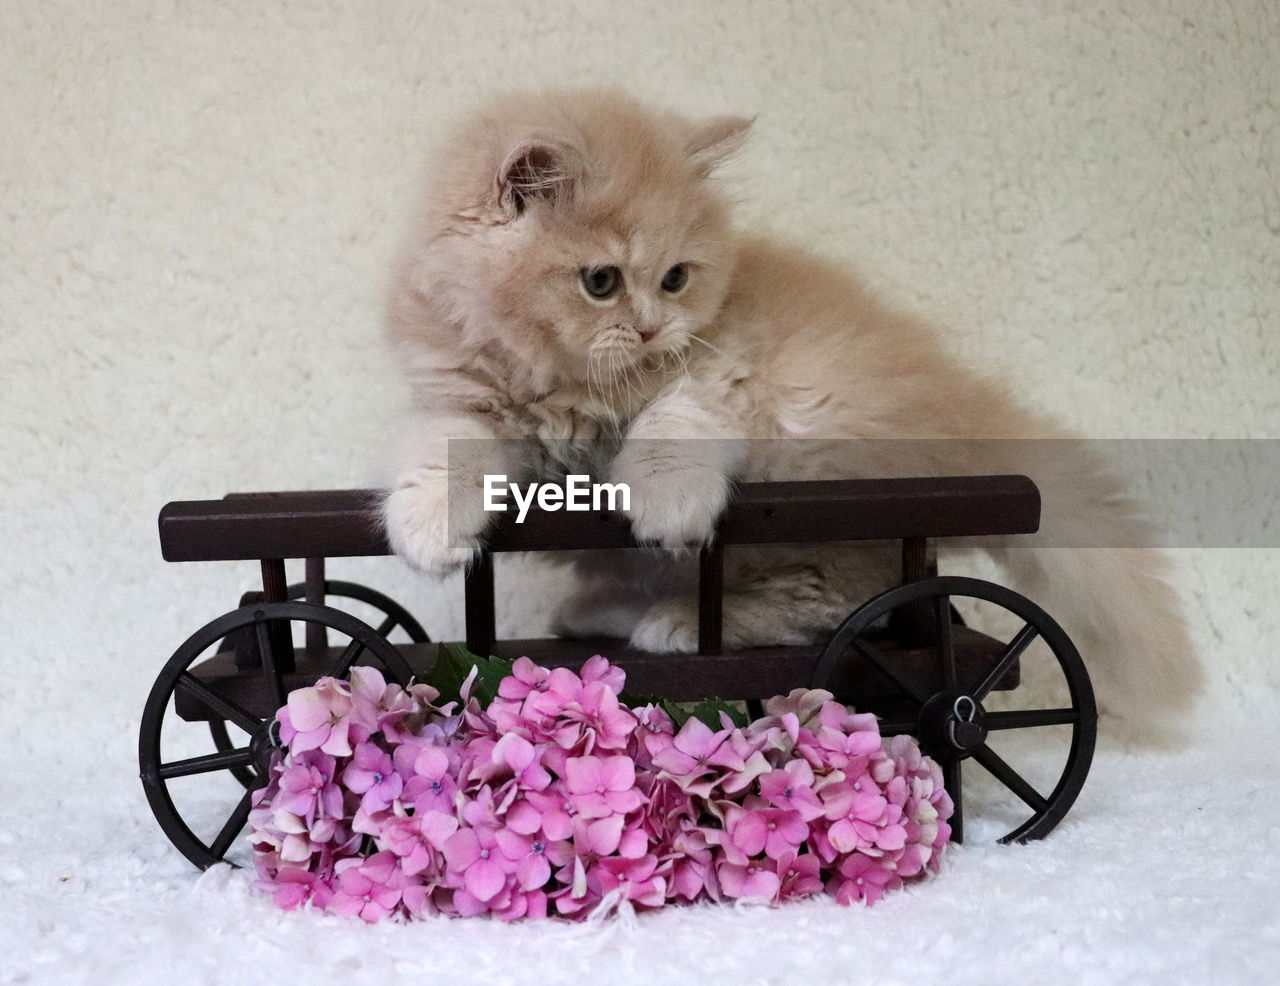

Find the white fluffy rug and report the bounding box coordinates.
[4,706,1277,986]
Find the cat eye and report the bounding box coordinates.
[661,263,689,293]
[580,266,623,301]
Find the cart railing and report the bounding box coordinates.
[158,475,1039,563]
[159,475,1040,655]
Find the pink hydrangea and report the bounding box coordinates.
[249,661,952,922]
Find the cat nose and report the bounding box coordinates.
[636,326,656,344]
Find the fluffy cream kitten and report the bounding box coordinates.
[383,89,1201,737]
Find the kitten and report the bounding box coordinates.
[382,89,1201,737]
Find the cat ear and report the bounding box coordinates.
[685,115,754,177]
[496,138,580,218]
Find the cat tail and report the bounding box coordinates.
[981,441,1203,745]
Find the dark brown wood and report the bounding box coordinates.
[160,490,387,562]
[174,628,1020,722]
[901,537,928,583]
[698,543,724,655]
[258,559,294,673]
[158,476,1040,563]
[893,536,933,645]
[259,559,288,602]
[304,557,326,653]
[713,478,1039,546]
[464,554,496,656]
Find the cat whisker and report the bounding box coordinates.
[672,344,691,379]
[689,333,732,362]
[586,353,602,423]
[594,347,626,440]
[619,349,642,417]
[601,352,624,441]
[596,361,619,440]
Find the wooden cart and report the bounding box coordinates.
[140,475,1097,870]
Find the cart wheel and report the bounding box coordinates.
[283,579,430,643]
[140,601,415,870]
[207,581,429,787]
[810,576,1097,844]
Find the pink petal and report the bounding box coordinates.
[337,869,372,895]
[362,851,399,884]
[493,733,535,772]
[494,828,531,860]
[343,766,375,795]
[673,862,707,900]
[742,868,780,900]
[651,748,698,776]
[847,731,883,756]
[876,824,907,851]
[541,809,574,842]
[512,656,542,685]
[572,792,612,820]
[853,792,888,822]
[413,746,449,778]
[279,833,313,863]
[326,893,364,918]
[564,757,600,795]
[287,689,331,732]
[419,811,459,849]
[348,665,386,699]
[453,888,488,917]
[779,812,808,843]
[732,813,768,856]
[516,853,551,891]
[617,825,648,859]
[372,884,401,910]
[599,756,636,792]
[605,789,644,815]
[289,725,329,754]
[827,819,861,854]
[823,788,855,821]
[506,801,542,836]
[319,723,352,758]
[585,814,624,855]
[443,829,480,871]
[465,858,506,902]
[273,882,310,911]
[673,717,718,758]
[320,785,344,818]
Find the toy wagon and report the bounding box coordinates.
[140,475,1097,870]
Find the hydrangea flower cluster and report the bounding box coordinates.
[249,657,952,921]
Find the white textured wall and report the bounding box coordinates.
[2,1,1276,743]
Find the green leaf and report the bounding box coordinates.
[427,643,515,708]
[426,649,752,728]
[656,698,749,730]
[688,698,749,729]
[658,699,691,728]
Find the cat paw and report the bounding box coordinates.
[628,600,699,653]
[383,481,487,575]
[610,453,729,551]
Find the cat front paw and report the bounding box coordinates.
[628,599,699,653]
[383,481,488,575]
[610,452,729,551]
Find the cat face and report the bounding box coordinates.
[487,151,734,386]
[404,92,751,397]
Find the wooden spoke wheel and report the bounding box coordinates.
[139,601,415,870]
[281,580,430,643]
[810,576,1097,844]
[207,581,429,788]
